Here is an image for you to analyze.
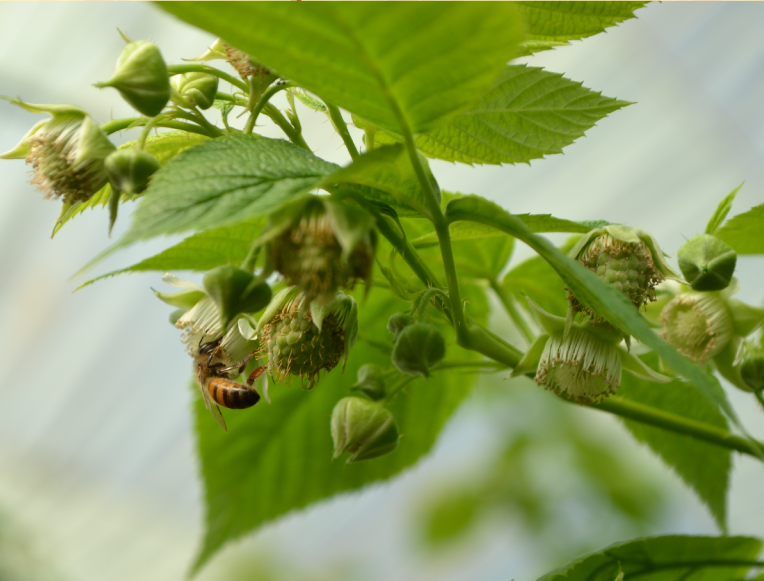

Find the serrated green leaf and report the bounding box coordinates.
[443,194,748,434]
[52,131,208,237]
[76,220,263,290]
[192,288,481,574]
[617,353,730,530]
[706,183,743,235]
[517,1,647,55]
[116,135,338,247]
[538,535,762,581]
[160,3,524,135]
[329,145,438,219]
[375,65,631,165]
[715,203,764,254]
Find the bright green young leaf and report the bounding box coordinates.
[161,3,524,136]
[516,1,648,55]
[375,65,631,165]
[52,131,208,237]
[76,220,263,290]
[617,354,731,530]
[117,135,338,246]
[538,535,762,581]
[443,194,745,430]
[192,289,481,573]
[706,183,743,235]
[328,145,438,219]
[715,203,764,254]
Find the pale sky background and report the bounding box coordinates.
[0,3,763,581]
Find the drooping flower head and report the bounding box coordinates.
[1,99,115,205]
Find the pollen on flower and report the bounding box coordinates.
[535,328,622,404]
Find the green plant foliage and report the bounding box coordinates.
[706,183,743,235]
[516,1,648,55]
[538,535,762,581]
[161,3,524,135]
[617,354,731,530]
[52,131,208,236]
[373,65,630,165]
[444,194,742,426]
[192,289,481,574]
[716,203,764,254]
[452,235,514,281]
[329,145,437,219]
[117,135,337,246]
[77,220,263,289]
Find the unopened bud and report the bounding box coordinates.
[741,351,764,392]
[660,292,733,364]
[171,72,219,110]
[96,41,170,117]
[391,323,446,378]
[203,266,272,330]
[105,149,160,195]
[677,234,737,291]
[331,396,399,463]
[387,312,415,336]
[352,363,386,400]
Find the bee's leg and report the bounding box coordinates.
[219,350,257,375]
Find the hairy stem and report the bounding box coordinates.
[100,118,216,138]
[489,278,535,343]
[325,102,359,160]
[262,103,310,150]
[244,82,294,134]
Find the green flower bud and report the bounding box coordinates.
[660,292,733,364]
[568,225,681,320]
[387,312,416,336]
[391,323,446,378]
[740,352,764,392]
[254,288,358,389]
[96,41,170,117]
[535,325,622,403]
[331,396,399,463]
[352,363,386,400]
[677,234,737,291]
[264,197,377,300]
[104,148,160,195]
[1,99,115,205]
[203,266,272,331]
[171,72,219,110]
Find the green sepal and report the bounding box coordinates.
[677,234,737,291]
[387,312,416,336]
[104,148,160,195]
[108,186,121,236]
[324,198,377,266]
[254,286,301,335]
[0,96,86,117]
[188,38,227,62]
[509,333,548,378]
[203,265,272,330]
[96,41,171,117]
[713,339,751,392]
[740,350,764,392]
[330,396,400,463]
[152,287,206,309]
[73,116,116,166]
[171,72,219,110]
[310,292,359,367]
[620,349,672,383]
[352,363,386,400]
[391,322,446,378]
[525,297,566,336]
[726,299,764,337]
[168,308,187,326]
[0,119,47,159]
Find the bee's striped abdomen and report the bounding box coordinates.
[207,378,260,409]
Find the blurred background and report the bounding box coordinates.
[0,2,763,580]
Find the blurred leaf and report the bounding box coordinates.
[116,135,337,247]
[716,203,764,254]
[192,289,481,573]
[516,2,648,55]
[452,235,514,280]
[706,183,743,235]
[330,145,437,219]
[423,492,481,545]
[617,354,731,530]
[161,3,524,135]
[77,220,263,290]
[52,131,208,236]
[538,535,762,581]
[375,65,630,165]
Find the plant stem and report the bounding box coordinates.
[262,103,310,150]
[244,82,294,134]
[100,118,215,138]
[755,390,764,412]
[173,108,223,137]
[489,278,535,343]
[167,64,248,93]
[325,102,359,160]
[591,398,764,459]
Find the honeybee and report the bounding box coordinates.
[196,339,264,432]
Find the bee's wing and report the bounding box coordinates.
[198,370,228,432]
[209,403,228,432]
